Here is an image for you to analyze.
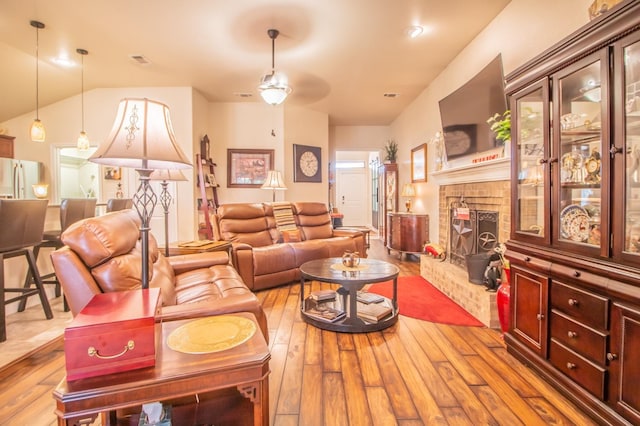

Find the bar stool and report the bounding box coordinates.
[18,198,97,312]
[106,198,133,212]
[0,199,53,342]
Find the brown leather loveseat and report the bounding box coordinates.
[51,209,267,339]
[213,202,366,291]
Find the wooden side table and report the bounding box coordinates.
[53,312,270,426]
[163,240,232,259]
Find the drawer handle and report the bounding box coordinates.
[568,298,579,307]
[567,331,577,339]
[88,340,135,359]
[566,362,576,370]
[607,353,618,362]
[573,270,581,278]
[536,313,544,320]
[524,256,531,262]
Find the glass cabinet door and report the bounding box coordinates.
[623,36,640,258]
[513,81,548,242]
[554,54,606,251]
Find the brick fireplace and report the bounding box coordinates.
[421,159,510,328]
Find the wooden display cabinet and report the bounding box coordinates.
[505,2,640,424]
[0,135,14,158]
[377,163,397,245]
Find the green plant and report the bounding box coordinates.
[384,140,398,162]
[487,110,511,142]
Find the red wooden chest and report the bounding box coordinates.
[64,288,161,381]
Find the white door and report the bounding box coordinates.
[336,169,367,226]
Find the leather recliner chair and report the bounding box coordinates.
[50,209,267,340]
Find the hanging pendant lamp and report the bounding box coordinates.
[76,48,89,150]
[258,29,292,106]
[30,20,45,142]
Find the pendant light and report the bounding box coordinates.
[30,20,45,142]
[258,29,292,106]
[76,48,89,150]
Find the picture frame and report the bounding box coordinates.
[293,144,322,183]
[227,149,274,188]
[411,143,427,183]
[104,166,121,180]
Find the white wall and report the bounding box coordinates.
[390,0,595,243]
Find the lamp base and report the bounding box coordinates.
[405,200,412,213]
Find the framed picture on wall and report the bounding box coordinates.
[227,149,274,188]
[293,144,322,183]
[104,166,121,180]
[411,143,427,183]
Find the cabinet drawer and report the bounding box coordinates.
[550,310,607,364]
[550,281,608,330]
[549,340,606,400]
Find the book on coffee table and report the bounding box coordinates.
[304,306,346,323]
[309,289,337,302]
[357,300,392,323]
[357,291,384,304]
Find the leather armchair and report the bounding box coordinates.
[51,209,267,340]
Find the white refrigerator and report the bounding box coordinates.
[0,158,44,199]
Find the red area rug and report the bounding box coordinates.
[368,275,484,327]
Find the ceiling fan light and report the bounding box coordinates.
[31,119,45,142]
[260,87,290,106]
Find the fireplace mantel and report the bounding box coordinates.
[430,157,510,185]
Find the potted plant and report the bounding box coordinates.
[384,140,398,163]
[487,110,511,142]
[487,110,511,157]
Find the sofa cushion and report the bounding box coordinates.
[252,244,296,275]
[90,235,177,307]
[174,264,246,304]
[62,209,141,268]
[282,229,302,242]
[216,203,273,247]
[293,202,333,240]
[289,240,330,266]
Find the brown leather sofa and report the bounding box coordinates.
[213,202,366,291]
[50,209,267,340]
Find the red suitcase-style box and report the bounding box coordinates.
[64,288,161,381]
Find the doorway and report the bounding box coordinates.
[336,168,367,226]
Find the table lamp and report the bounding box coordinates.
[90,98,192,288]
[261,170,287,202]
[401,183,416,213]
[150,169,188,257]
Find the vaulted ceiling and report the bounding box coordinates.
[0,0,510,126]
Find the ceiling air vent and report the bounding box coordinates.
[383,93,400,98]
[129,54,151,65]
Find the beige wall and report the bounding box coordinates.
[390,0,594,243]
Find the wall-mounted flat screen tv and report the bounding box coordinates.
[439,55,507,161]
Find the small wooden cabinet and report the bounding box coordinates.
[386,212,428,258]
[0,135,14,158]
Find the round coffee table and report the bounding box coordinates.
[299,258,399,332]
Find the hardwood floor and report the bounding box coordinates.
[0,235,597,425]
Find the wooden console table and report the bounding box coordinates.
[53,312,270,425]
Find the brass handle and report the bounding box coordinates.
[567,331,577,338]
[573,270,581,278]
[568,298,579,307]
[610,145,623,158]
[566,362,576,370]
[536,313,544,320]
[88,340,135,359]
[538,158,548,165]
[607,353,618,361]
[524,256,531,262]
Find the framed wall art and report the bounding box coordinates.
[293,144,321,183]
[227,149,274,188]
[411,143,427,183]
[104,166,121,180]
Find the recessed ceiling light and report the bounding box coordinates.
[406,26,423,39]
[384,93,400,98]
[129,54,152,65]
